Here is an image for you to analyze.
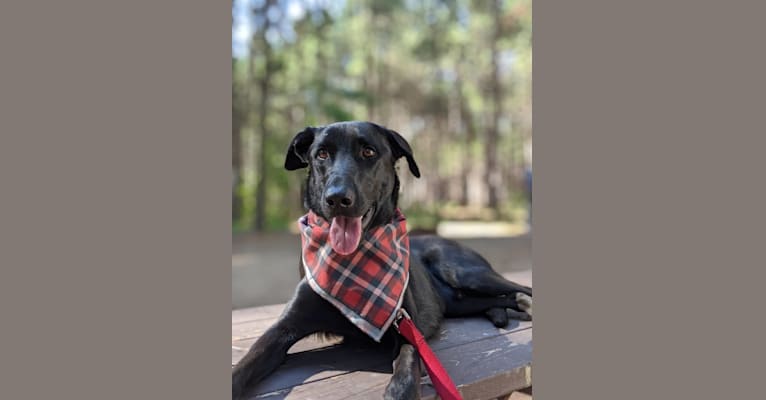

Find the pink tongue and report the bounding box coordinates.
[329,216,363,255]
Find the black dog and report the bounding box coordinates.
[232,121,532,400]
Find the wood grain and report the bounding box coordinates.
[233,269,533,399]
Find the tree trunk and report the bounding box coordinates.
[364,47,376,121]
[456,55,475,206]
[254,69,270,231]
[484,0,503,211]
[231,1,243,222]
[252,0,276,232]
[232,75,243,222]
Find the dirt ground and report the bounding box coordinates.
[233,232,532,309]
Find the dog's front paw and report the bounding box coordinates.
[486,307,510,327]
[516,292,532,316]
[232,383,245,400]
[383,374,420,400]
[232,368,250,400]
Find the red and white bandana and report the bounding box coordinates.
[299,209,410,342]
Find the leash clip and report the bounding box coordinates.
[393,307,411,331]
[392,306,463,400]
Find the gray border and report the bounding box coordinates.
[2,1,766,399]
[0,1,230,398]
[534,1,766,399]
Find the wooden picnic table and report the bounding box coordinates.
[232,271,532,400]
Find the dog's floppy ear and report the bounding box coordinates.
[284,126,318,171]
[374,123,421,178]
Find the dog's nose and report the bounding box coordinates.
[325,187,354,209]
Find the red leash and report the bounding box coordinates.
[394,309,463,400]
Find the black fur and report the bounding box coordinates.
[233,121,532,400]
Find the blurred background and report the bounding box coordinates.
[232,0,532,309]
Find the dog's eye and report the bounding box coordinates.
[316,149,329,160]
[361,147,376,158]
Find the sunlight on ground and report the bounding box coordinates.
[232,254,256,269]
[286,220,531,238]
[286,219,531,238]
[437,221,530,238]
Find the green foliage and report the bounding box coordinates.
[321,103,356,122]
[233,0,532,232]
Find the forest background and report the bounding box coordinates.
[232,0,532,234]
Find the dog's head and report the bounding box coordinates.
[284,121,420,255]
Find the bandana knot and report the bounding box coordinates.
[299,209,410,342]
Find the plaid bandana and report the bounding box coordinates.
[299,209,410,342]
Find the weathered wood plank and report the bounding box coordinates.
[232,268,533,398]
[245,342,392,397]
[232,317,280,341]
[234,319,530,396]
[503,391,533,400]
[421,329,532,400]
[233,336,344,365]
[250,370,390,400]
[233,304,286,325]
[233,317,531,365]
[232,337,349,370]
[244,328,531,400]
[428,318,530,351]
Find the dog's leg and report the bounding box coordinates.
[461,270,532,297]
[516,292,533,316]
[446,295,519,315]
[485,307,509,327]
[231,319,303,399]
[448,295,531,322]
[384,343,421,400]
[477,294,533,323]
[418,239,532,297]
[232,281,327,399]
